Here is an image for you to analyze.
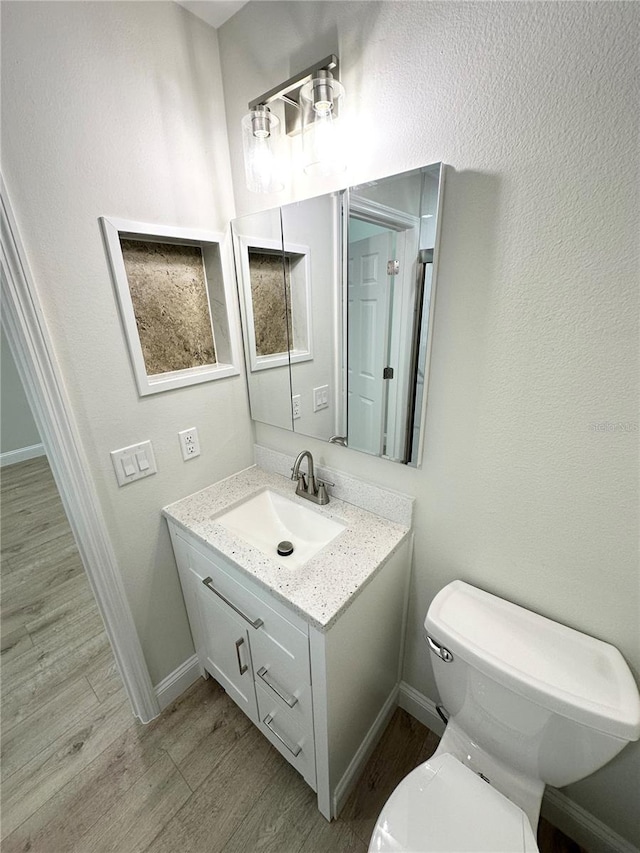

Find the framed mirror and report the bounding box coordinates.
[231,163,445,466]
[231,208,293,430]
[281,192,344,443]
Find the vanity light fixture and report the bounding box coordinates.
[241,105,284,194]
[241,55,346,193]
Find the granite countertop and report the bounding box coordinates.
[163,465,411,631]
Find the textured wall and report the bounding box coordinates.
[219,2,639,843]
[120,240,216,375]
[1,326,41,455]
[249,252,292,356]
[1,1,254,684]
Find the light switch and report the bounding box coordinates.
[121,455,136,477]
[135,450,150,471]
[110,440,157,487]
[313,385,329,412]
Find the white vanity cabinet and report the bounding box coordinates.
[167,519,411,821]
[169,525,317,788]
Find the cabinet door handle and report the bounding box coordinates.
[202,577,264,629]
[263,713,302,757]
[257,666,298,708]
[235,637,248,675]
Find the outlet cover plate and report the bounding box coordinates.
[292,395,301,420]
[178,427,201,461]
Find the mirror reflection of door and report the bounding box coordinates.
[347,227,393,455]
[347,187,421,462]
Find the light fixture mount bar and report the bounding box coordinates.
[248,54,339,135]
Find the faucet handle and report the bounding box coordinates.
[316,481,330,505]
[317,478,334,488]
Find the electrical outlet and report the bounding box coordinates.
[292,395,301,420]
[313,385,329,412]
[178,427,200,461]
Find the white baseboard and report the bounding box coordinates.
[333,685,400,818]
[398,680,446,736]
[398,681,638,853]
[0,442,45,467]
[154,654,201,711]
[541,788,639,853]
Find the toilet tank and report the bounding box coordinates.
[425,581,640,787]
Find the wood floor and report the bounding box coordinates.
[1,456,588,852]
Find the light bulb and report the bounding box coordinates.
[300,74,346,177]
[241,108,284,193]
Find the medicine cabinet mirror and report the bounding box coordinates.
[231,163,445,466]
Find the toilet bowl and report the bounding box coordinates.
[369,581,640,853]
[369,752,538,852]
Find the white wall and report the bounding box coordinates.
[1,325,41,455]
[1,1,254,685]
[218,2,639,844]
[283,193,339,440]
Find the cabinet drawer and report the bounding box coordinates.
[253,651,313,741]
[189,543,309,667]
[251,618,310,702]
[256,682,316,790]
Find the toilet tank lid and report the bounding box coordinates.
[425,581,640,741]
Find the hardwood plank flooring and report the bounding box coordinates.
[1,457,589,852]
[71,752,191,853]
[1,675,99,779]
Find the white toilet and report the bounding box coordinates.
[369,580,640,852]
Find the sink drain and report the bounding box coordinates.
[277,540,294,557]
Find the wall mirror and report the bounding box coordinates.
[231,163,445,466]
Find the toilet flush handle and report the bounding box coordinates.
[426,633,454,663]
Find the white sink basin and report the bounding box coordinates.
[214,489,346,569]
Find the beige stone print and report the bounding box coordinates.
[249,251,293,356]
[120,239,216,375]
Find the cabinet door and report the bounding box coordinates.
[170,531,208,668]
[198,580,258,724]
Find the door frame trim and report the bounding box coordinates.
[0,174,159,722]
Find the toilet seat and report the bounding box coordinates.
[368,753,539,853]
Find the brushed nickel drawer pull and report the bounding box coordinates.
[235,638,248,675]
[263,713,302,757]
[257,666,298,708]
[202,577,264,629]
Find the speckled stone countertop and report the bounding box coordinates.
[163,465,411,631]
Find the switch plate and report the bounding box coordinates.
[292,395,301,420]
[313,385,329,412]
[178,427,200,461]
[110,441,157,487]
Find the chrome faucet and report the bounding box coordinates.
[291,450,330,505]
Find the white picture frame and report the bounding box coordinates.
[234,234,313,373]
[100,216,241,396]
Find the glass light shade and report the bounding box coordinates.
[241,108,285,194]
[299,75,346,177]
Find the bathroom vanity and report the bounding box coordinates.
[163,461,412,820]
